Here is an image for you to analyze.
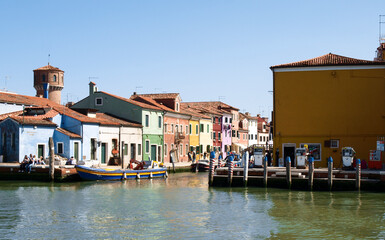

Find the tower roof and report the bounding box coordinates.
[34,65,64,72]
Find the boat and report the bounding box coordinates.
[191,159,210,172]
[75,165,168,181]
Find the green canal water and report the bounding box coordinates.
[0,172,384,240]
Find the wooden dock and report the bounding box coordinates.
[0,163,80,182]
[212,167,385,191]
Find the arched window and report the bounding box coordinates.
[53,75,57,82]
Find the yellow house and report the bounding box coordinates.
[271,53,385,168]
[198,118,213,159]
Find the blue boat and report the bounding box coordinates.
[75,165,168,181]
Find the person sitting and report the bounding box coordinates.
[26,155,36,173]
[39,156,46,165]
[19,155,29,172]
[66,157,75,165]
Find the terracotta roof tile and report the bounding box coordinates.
[34,65,64,72]
[7,116,57,126]
[130,95,175,112]
[271,53,385,69]
[135,93,180,100]
[100,91,163,111]
[56,128,82,138]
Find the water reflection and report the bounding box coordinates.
[0,175,384,239]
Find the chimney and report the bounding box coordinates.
[89,82,96,95]
[133,92,137,95]
[245,112,250,116]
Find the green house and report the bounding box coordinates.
[71,82,164,162]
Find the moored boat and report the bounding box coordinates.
[191,159,210,172]
[75,165,168,181]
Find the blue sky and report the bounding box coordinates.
[0,1,383,117]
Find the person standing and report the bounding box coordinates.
[192,150,196,163]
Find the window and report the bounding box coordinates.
[57,142,63,154]
[207,124,209,133]
[176,102,179,111]
[200,124,204,133]
[145,140,150,153]
[331,139,339,148]
[213,132,216,140]
[260,136,262,141]
[232,130,235,137]
[124,144,128,155]
[189,124,192,134]
[212,117,215,123]
[186,144,188,155]
[219,118,221,123]
[164,124,168,133]
[95,97,103,106]
[218,132,221,140]
[158,116,162,128]
[1,132,5,148]
[225,117,227,123]
[53,75,57,82]
[180,125,183,133]
[229,118,232,123]
[11,133,16,150]
[90,138,97,160]
[171,124,174,133]
[195,125,198,135]
[138,144,142,155]
[145,115,149,127]
[251,135,253,140]
[186,126,189,134]
[175,124,178,133]
[171,144,174,151]
[180,144,183,156]
[164,144,168,156]
[255,134,257,139]
[263,136,266,142]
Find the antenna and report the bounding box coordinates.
[135,86,143,93]
[48,54,50,65]
[88,77,98,82]
[218,96,225,101]
[379,15,385,44]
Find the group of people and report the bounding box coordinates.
[19,154,46,173]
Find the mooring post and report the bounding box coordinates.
[356,159,361,190]
[286,156,291,188]
[49,137,54,181]
[228,161,234,187]
[327,157,333,191]
[243,151,249,187]
[308,157,314,190]
[209,157,215,186]
[263,156,268,187]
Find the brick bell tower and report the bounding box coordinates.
[33,64,64,104]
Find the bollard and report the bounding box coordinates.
[356,159,361,190]
[49,137,55,181]
[286,156,291,189]
[209,158,215,186]
[136,173,141,179]
[263,156,268,187]
[327,157,333,191]
[228,161,234,186]
[243,151,249,187]
[308,157,314,190]
[149,172,153,179]
[123,172,127,180]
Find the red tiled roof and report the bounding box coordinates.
[95,113,142,128]
[181,101,239,115]
[7,116,57,126]
[34,65,64,72]
[100,91,163,111]
[131,95,175,112]
[135,93,180,100]
[180,105,210,119]
[271,53,385,69]
[56,128,81,138]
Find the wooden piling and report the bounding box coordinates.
[48,137,54,181]
[243,151,249,187]
[263,156,268,187]
[308,157,314,190]
[356,159,361,190]
[286,156,291,189]
[228,161,234,187]
[209,158,215,186]
[327,157,333,191]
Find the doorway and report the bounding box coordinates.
[150,145,157,161]
[130,144,136,160]
[101,143,107,164]
[283,144,296,167]
[37,144,45,159]
[74,142,79,161]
